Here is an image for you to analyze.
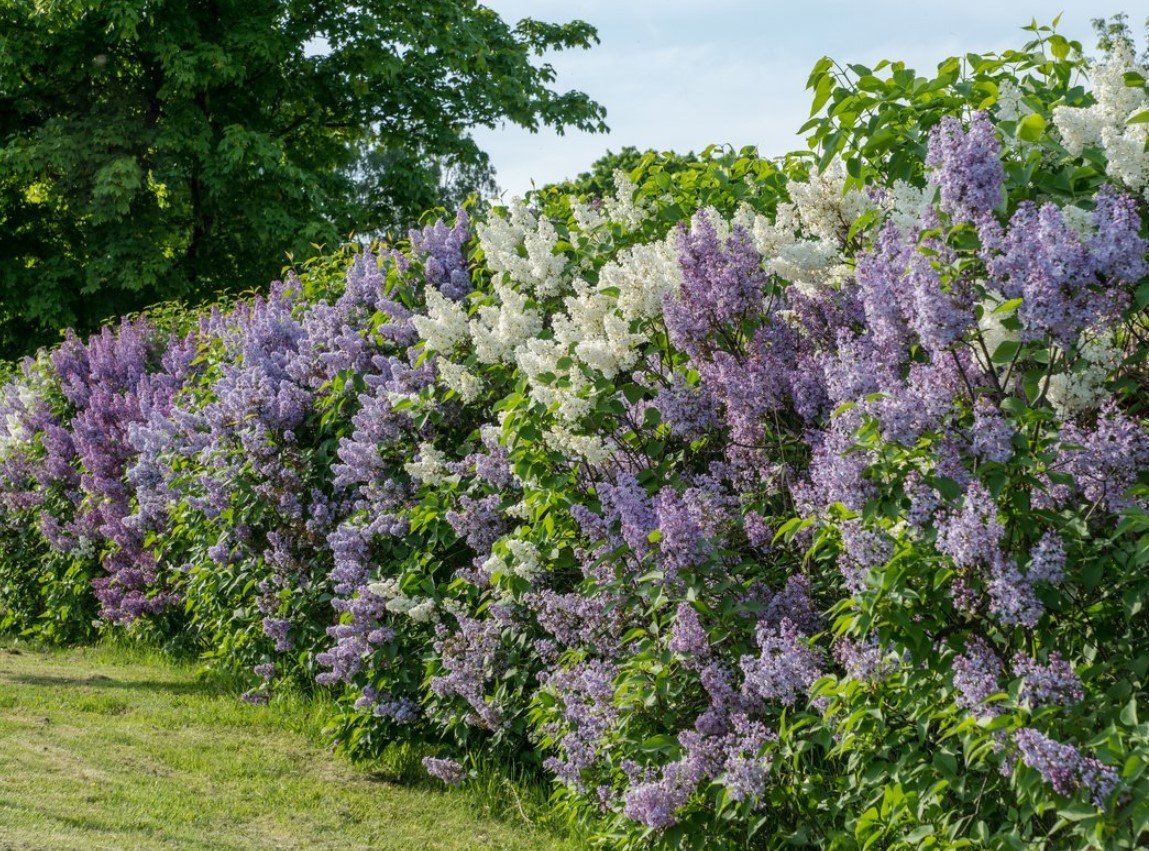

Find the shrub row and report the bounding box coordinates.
[3,23,1149,849]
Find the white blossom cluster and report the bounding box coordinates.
[413,176,681,465]
[404,442,454,486]
[411,290,470,354]
[882,181,934,233]
[994,79,1029,124]
[436,360,484,403]
[366,578,436,623]
[600,170,651,231]
[1047,333,1123,416]
[734,161,874,293]
[477,199,569,299]
[515,230,682,460]
[1053,43,1149,194]
[543,425,613,466]
[469,284,543,365]
[0,354,53,461]
[482,538,544,586]
[0,382,34,459]
[976,289,1020,378]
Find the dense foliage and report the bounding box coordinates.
[0,0,605,357]
[5,18,1149,849]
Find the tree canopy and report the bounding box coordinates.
[0,0,606,356]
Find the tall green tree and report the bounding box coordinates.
[0,0,606,356]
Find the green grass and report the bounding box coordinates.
[0,642,576,850]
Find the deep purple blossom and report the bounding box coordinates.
[410,210,472,301]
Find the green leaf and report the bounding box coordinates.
[993,297,1023,315]
[1016,113,1047,142]
[1121,697,1138,726]
[991,339,1021,364]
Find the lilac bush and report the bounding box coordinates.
[3,19,1149,850]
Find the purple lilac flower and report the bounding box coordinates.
[446,494,507,558]
[987,554,1043,628]
[982,201,1133,347]
[937,481,1003,569]
[1027,531,1067,585]
[355,685,419,723]
[1012,653,1084,708]
[541,660,619,786]
[1060,401,1149,514]
[596,472,657,558]
[664,212,766,356]
[422,757,468,785]
[1088,187,1149,284]
[409,210,472,301]
[854,222,914,357]
[623,779,687,829]
[794,416,875,514]
[668,603,710,660]
[623,725,728,829]
[951,636,1003,715]
[720,714,776,803]
[970,398,1014,463]
[525,589,624,655]
[740,618,822,707]
[653,375,718,439]
[1013,728,1119,807]
[926,111,1005,222]
[430,615,505,730]
[875,358,965,445]
[834,636,893,683]
[262,617,293,653]
[46,318,191,622]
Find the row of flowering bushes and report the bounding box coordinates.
[4,22,1149,848]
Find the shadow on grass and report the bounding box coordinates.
[1,672,218,697]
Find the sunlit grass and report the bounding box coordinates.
[0,641,577,850]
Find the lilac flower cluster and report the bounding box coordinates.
[1012,653,1084,708]
[541,660,620,785]
[1013,728,1119,807]
[951,636,1003,714]
[1060,401,1149,514]
[740,618,822,707]
[927,112,1005,222]
[430,615,505,731]
[664,213,765,356]
[422,756,467,785]
[409,210,473,301]
[981,192,1147,347]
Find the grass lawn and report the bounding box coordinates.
[0,643,573,850]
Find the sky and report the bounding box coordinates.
[474,1,1149,196]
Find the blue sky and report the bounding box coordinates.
[475,2,1149,195]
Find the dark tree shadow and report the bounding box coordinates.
[1,672,218,696]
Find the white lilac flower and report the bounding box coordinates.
[404,442,454,485]
[412,288,471,353]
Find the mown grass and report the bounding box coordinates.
[0,641,578,850]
